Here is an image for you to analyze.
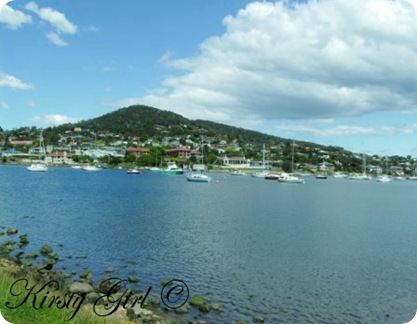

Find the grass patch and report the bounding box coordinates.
[0,267,131,324]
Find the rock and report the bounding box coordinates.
[68,282,94,296]
[85,292,100,304]
[40,244,53,255]
[127,276,140,283]
[253,315,266,323]
[2,244,14,253]
[210,302,221,312]
[76,255,87,259]
[150,295,160,306]
[198,304,210,313]
[105,267,115,273]
[0,231,4,236]
[6,228,18,235]
[79,269,90,279]
[189,295,206,307]
[48,253,59,261]
[126,304,154,321]
[161,278,172,286]
[26,251,38,259]
[0,259,11,267]
[19,234,29,245]
[174,304,189,314]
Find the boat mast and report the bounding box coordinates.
[291,141,295,174]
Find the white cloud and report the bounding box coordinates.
[0,4,32,30]
[25,2,77,34]
[46,31,68,46]
[31,114,79,126]
[273,122,417,137]
[25,1,77,45]
[0,73,33,90]
[114,0,417,126]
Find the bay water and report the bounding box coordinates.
[1,165,417,323]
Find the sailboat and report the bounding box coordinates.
[278,141,305,184]
[377,158,391,182]
[349,154,371,180]
[149,152,161,171]
[187,140,212,183]
[27,131,48,172]
[252,144,269,178]
[127,155,141,174]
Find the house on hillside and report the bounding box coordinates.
[126,147,150,158]
[165,147,199,160]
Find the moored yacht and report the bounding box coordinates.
[160,162,184,175]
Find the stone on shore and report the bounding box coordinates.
[6,228,18,235]
[26,251,38,259]
[69,282,94,296]
[174,304,190,314]
[40,244,53,255]
[127,276,140,283]
[253,315,266,323]
[198,303,210,313]
[126,303,161,322]
[19,234,29,246]
[189,295,206,307]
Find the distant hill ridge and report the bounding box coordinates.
[55,104,326,149]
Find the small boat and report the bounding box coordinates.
[27,163,48,172]
[265,174,280,180]
[127,168,141,174]
[159,162,184,175]
[348,173,371,180]
[333,172,347,178]
[186,172,212,183]
[149,167,161,172]
[28,131,48,172]
[377,175,391,183]
[252,144,269,178]
[277,141,304,184]
[315,174,327,179]
[230,169,246,176]
[83,165,102,171]
[278,172,305,184]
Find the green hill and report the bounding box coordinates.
[51,104,324,148]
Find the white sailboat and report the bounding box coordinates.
[252,144,269,178]
[349,154,371,180]
[278,141,305,184]
[27,131,48,172]
[187,139,212,183]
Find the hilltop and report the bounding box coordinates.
[50,105,323,148]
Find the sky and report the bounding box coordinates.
[1,0,417,156]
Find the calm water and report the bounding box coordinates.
[1,165,417,323]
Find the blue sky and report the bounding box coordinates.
[1,0,417,156]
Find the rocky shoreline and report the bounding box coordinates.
[0,226,266,324]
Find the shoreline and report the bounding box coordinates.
[0,228,231,324]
